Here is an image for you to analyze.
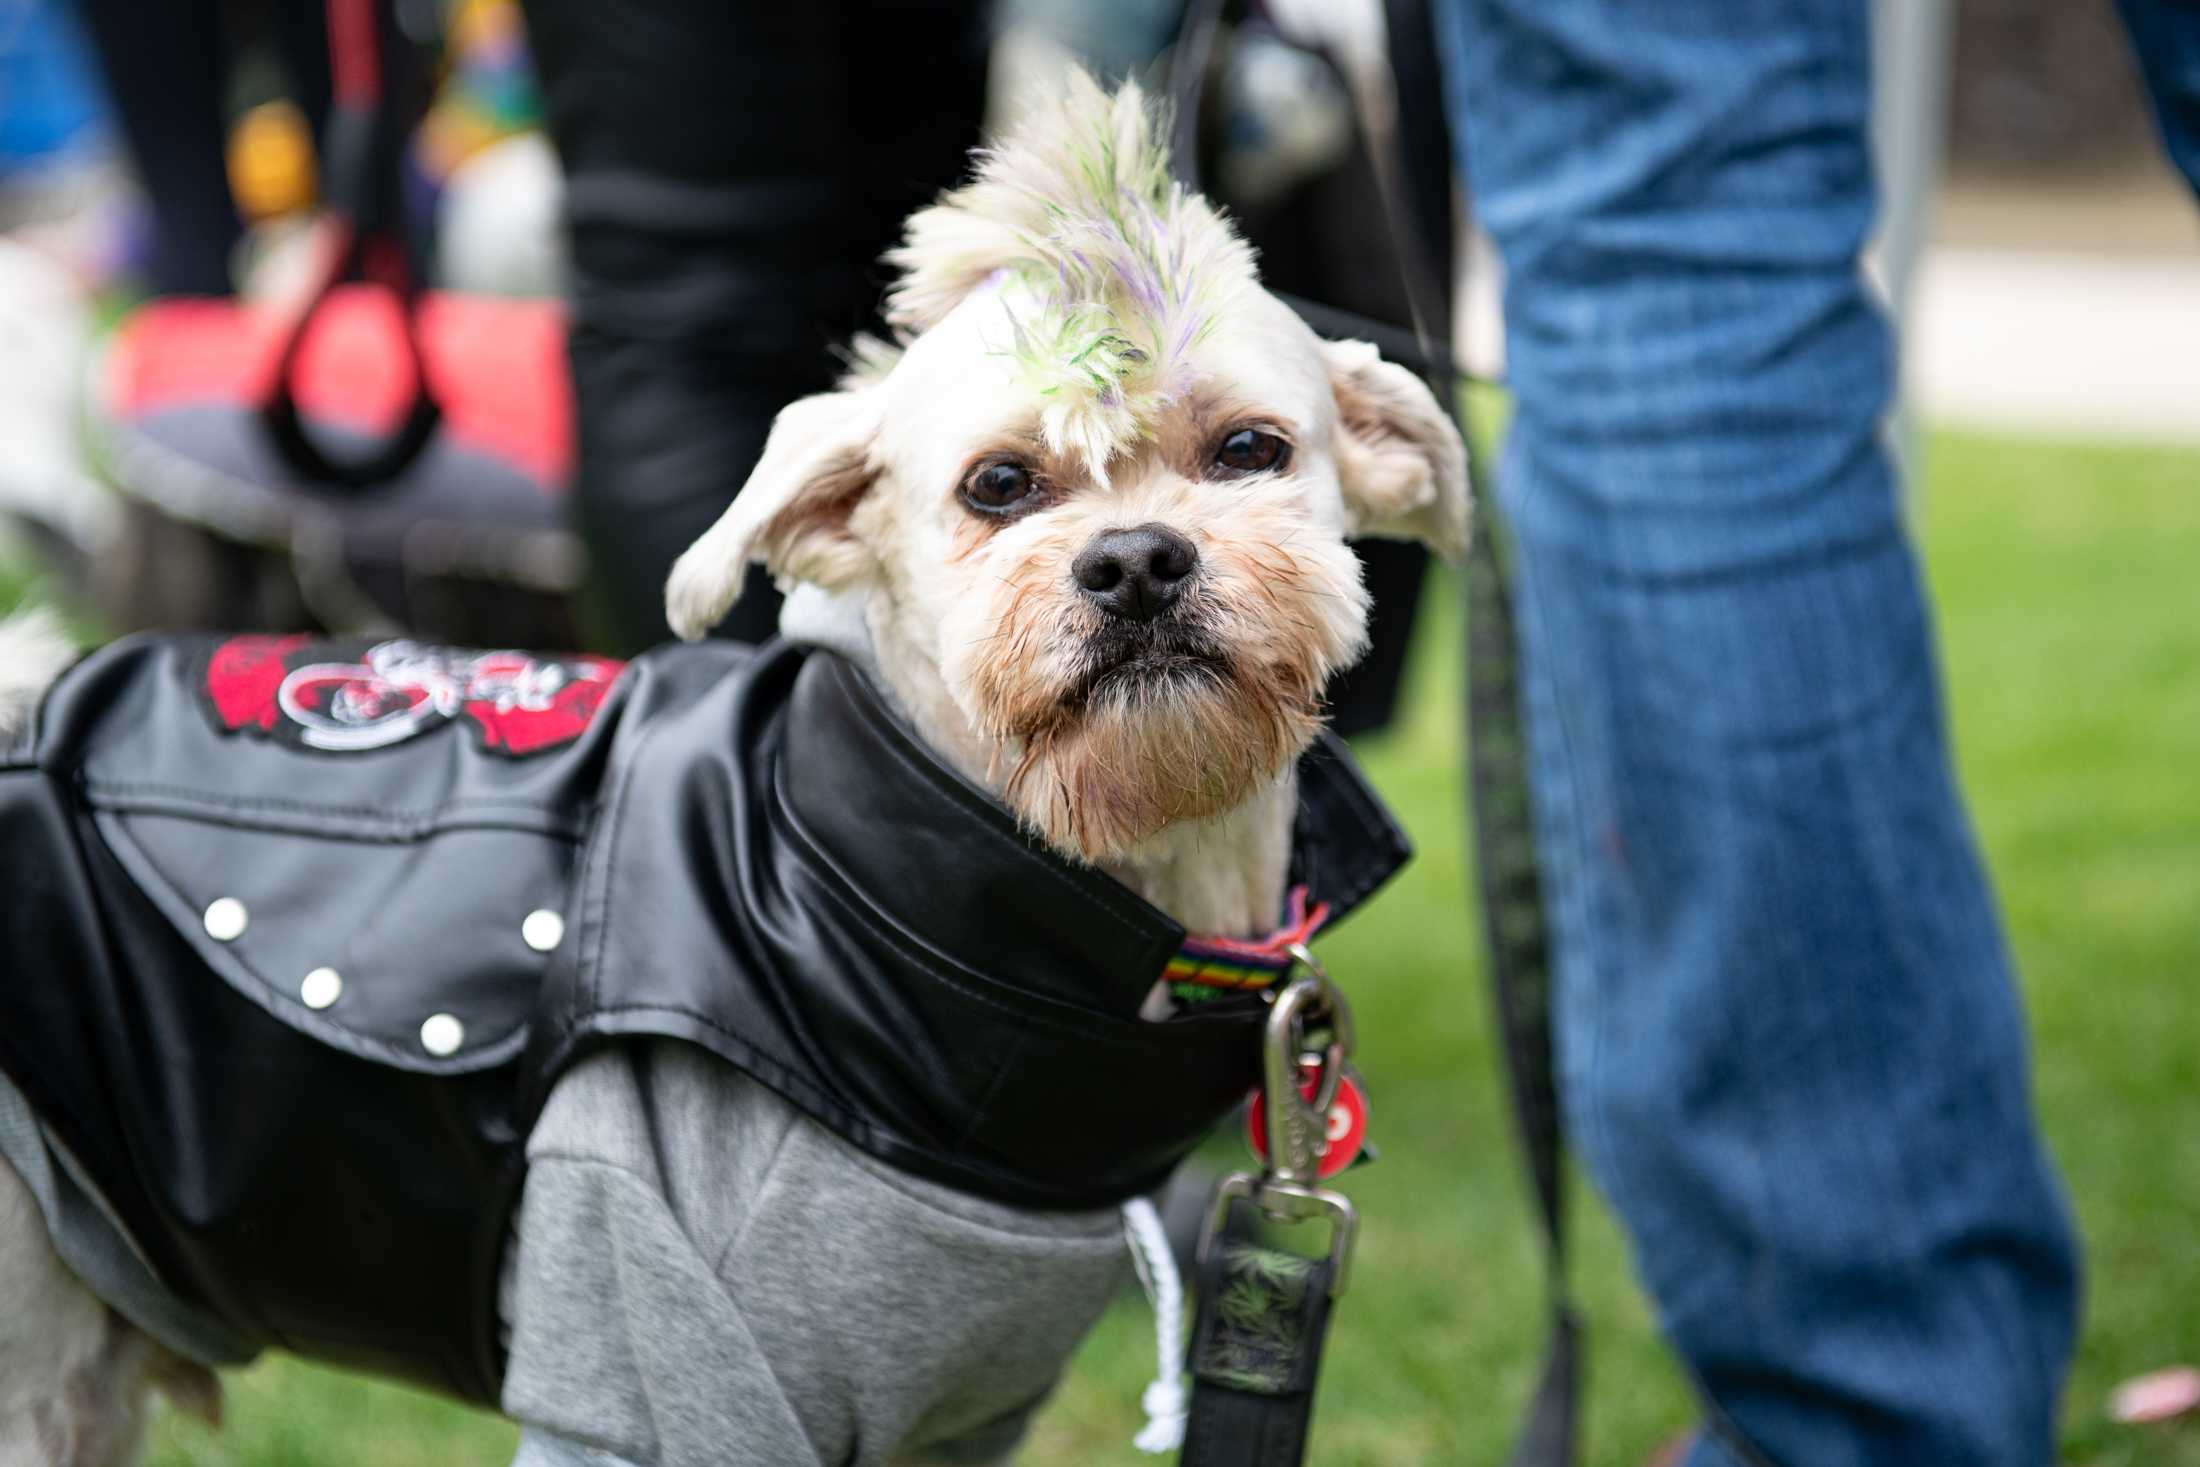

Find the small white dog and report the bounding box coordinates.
[669,75,1464,913]
[0,74,1463,1466]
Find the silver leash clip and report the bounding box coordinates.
[1197,944,1361,1296]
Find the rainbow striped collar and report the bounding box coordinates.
[1164,885,1332,1003]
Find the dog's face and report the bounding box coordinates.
[667,77,1466,863]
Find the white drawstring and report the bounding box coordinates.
[1122,1196,1189,1453]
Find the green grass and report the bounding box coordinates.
[1029,428,2200,1467]
[8,423,2196,1465]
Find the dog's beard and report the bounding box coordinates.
[936,501,1371,863]
[958,603,1322,862]
[1064,620,1234,713]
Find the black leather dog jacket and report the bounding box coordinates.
[0,633,1407,1405]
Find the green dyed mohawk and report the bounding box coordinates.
[884,71,1258,478]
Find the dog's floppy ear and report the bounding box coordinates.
[665,387,883,641]
[1322,338,1471,558]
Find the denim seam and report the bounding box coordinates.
[1513,496,1787,1467]
[1832,585,2060,1448]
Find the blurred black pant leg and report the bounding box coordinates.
[520,0,991,652]
[75,0,335,296]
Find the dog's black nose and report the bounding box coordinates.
[1072,524,1199,622]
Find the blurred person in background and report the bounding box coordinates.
[516,2,989,651]
[71,0,358,296]
[1435,1,2198,1463]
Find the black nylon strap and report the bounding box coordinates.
[1361,0,1587,1447]
[1467,522,1581,1467]
[259,0,442,491]
[259,222,443,491]
[1182,1234,1339,1467]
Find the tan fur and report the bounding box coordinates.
[938,475,1366,861]
[0,1155,219,1467]
[1322,338,1472,556]
[664,388,885,640]
[0,626,226,1465]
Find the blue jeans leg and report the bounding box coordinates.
[2118,0,2200,195]
[1432,3,2082,1463]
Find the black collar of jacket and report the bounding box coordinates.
[526,641,1411,1210]
[789,651,1411,1012]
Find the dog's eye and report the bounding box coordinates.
[1213,428,1288,477]
[962,460,1037,514]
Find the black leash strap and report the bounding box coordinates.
[1170,17,1357,1461]
[1181,1235,1341,1466]
[1182,965,1361,1467]
[1168,2,1581,1461]
[1467,521,1581,1467]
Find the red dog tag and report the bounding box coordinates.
[1245,1063,1369,1179]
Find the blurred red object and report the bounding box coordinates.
[90,283,585,646]
[104,287,572,488]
